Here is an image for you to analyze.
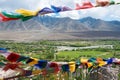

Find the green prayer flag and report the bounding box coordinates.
[22,16,34,21]
[0,62,5,66]
[1,11,23,18]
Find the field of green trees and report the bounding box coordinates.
[0,40,120,61]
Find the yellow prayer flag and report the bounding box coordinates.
[87,62,93,68]
[28,58,38,66]
[68,61,75,73]
[32,70,41,75]
[15,9,38,16]
[98,61,107,67]
[80,58,88,63]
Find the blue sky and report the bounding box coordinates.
[0,0,120,21]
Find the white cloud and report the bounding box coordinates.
[55,4,120,21]
[114,0,120,4]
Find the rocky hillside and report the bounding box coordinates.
[0,16,120,32]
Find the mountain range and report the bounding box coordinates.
[0,16,120,41]
[0,16,120,32]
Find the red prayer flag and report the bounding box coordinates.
[7,52,20,62]
[0,13,19,22]
[3,63,21,71]
[96,0,110,6]
[49,62,60,74]
[75,1,94,10]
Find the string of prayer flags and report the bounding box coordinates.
[0,0,120,22]
[1,48,120,77]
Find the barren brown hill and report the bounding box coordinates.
[0,16,120,41]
